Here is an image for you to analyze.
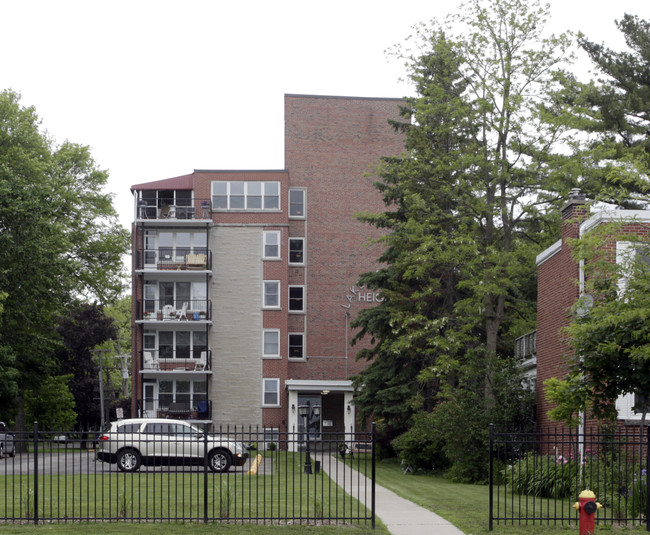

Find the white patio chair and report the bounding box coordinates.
[194,351,207,371]
[175,302,188,320]
[143,351,160,370]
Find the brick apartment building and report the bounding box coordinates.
[535,190,650,429]
[129,94,404,440]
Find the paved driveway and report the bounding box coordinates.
[0,451,253,475]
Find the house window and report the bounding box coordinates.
[263,281,280,308]
[617,241,650,296]
[263,330,280,358]
[159,379,207,410]
[289,286,305,313]
[211,181,280,211]
[158,331,207,359]
[263,378,280,406]
[289,238,305,264]
[289,333,304,359]
[263,231,281,259]
[289,189,305,217]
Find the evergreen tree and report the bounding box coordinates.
[353,0,572,473]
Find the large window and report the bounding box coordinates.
[145,230,207,266]
[263,378,280,406]
[264,281,280,309]
[159,379,207,409]
[158,330,207,360]
[263,330,280,358]
[263,231,281,259]
[289,333,304,359]
[289,286,305,313]
[211,181,280,211]
[289,238,305,264]
[289,189,305,217]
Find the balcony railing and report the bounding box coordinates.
[136,247,212,271]
[140,349,212,373]
[514,330,537,359]
[137,398,212,420]
[136,198,212,221]
[137,299,212,321]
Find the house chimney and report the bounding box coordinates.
[561,188,589,240]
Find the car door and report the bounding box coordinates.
[142,422,170,458]
[171,422,203,463]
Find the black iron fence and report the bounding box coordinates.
[489,424,650,530]
[0,422,375,526]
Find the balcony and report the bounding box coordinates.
[140,349,212,373]
[136,198,212,221]
[136,300,212,322]
[138,398,212,421]
[135,248,212,271]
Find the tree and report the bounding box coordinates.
[24,375,77,431]
[546,224,650,426]
[352,0,574,474]
[0,89,130,426]
[55,303,119,429]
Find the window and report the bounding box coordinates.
[211,181,280,211]
[263,330,280,358]
[263,378,280,406]
[263,231,281,259]
[158,331,206,360]
[159,379,207,409]
[289,238,305,264]
[264,281,280,308]
[289,333,304,359]
[617,241,650,296]
[289,286,305,312]
[289,189,305,217]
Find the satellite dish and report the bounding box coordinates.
[576,294,594,318]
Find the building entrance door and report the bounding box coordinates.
[143,383,158,418]
[298,395,321,441]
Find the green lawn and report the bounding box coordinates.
[370,457,647,534]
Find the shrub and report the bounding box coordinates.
[506,453,577,498]
[391,412,449,473]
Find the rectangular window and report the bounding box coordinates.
[263,230,281,259]
[289,189,305,217]
[211,181,280,211]
[263,281,280,308]
[263,378,280,406]
[289,333,304,359]
[289,286,305,312]
[289,238,305,264]
[263,330,280,358]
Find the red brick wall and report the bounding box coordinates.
[284,95,404,380]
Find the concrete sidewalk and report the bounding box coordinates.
[314,453,465,535]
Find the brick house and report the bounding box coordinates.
[129,94,404,439]
[535,190,650,429]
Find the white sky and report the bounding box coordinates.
[2,0,649,231]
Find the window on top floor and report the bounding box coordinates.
[289,189,305,217]
[211,181,280,211]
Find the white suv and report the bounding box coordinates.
[96,418,249,473]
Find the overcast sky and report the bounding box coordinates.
[2,0,649,230]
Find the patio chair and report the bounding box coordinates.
[143,351,160,370]
[175,302,188,320]
[194,351,207,371]
[162,304,175,320]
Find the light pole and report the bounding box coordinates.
[299,404,320,474]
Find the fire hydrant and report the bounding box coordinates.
[572,489,603,535]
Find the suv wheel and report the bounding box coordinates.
[117,449,141,472]
[208,449,232,473]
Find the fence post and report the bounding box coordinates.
[203,423,209,523]
[33,421,39,525]
[489,423,494,532]
[646,425,649,532]
[371,422,376,530]
[645,426,650,531]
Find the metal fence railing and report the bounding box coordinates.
[489,424,650,531]
[0,422,375,526]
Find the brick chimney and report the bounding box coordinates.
[561,188,589,242]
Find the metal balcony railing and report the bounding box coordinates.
[135,247,212,271]
[136,198,212,220]
[140,349,212,373]
[137,299,212,321]
[137,398,213,420]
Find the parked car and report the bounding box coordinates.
[0,422,15,458]
[96,418,249,473]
